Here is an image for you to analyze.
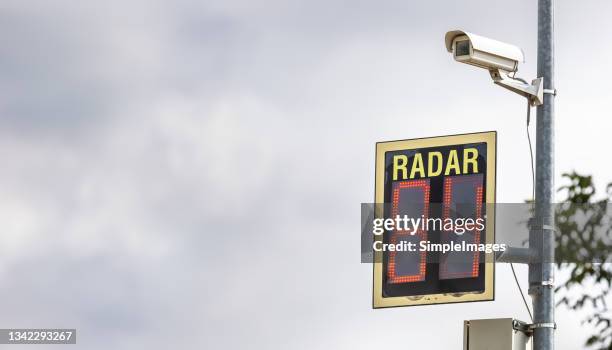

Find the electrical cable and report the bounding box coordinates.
[511,262,533,322]
[510,98,535,322]
[526,101,535,202]
[497,73,535,321]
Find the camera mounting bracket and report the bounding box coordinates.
[489,69,544,106]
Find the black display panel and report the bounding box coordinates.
[382,143,487,298]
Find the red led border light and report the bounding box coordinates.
[439,175,484,279]
[387,179,430,284]
[472,186,484,276]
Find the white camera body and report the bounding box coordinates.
[445,30,524,73]
[445,30,545,106]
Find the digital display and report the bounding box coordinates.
[373,132,496,308]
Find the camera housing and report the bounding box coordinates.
[445,31,524,72]
[445,30,544,105]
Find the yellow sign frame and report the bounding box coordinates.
[373,131,496,308]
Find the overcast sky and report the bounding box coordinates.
[1,0,611,349]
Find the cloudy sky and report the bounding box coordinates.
[1,0,611,349]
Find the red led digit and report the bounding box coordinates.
[387,179,430,284]
[439,174,484,280]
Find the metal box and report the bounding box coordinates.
[464,318,532,350]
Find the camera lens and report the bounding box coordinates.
[455,40,470,57]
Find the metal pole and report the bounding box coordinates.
[529,0,555,349]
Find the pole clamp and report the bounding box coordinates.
[543,88,557,96]
[540,224,556,231]
[528,322,556,330]
[528,219,557,233]
[541,280,554,287]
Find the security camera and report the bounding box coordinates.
[445,30,545,106]
[445,30,524,72]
